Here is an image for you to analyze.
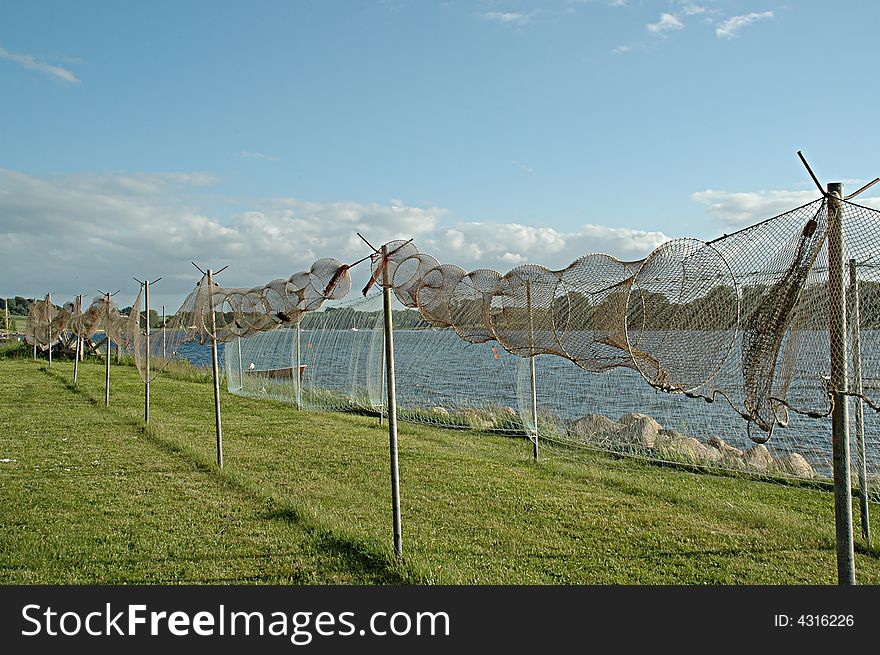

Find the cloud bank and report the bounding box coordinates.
[0,169,669,309]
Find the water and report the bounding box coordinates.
[175,340,224,368]
[178,328,880,477]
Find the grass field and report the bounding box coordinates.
[1,356,878,584]
[2,315,27,334]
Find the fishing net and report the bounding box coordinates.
[221,196,880,497]
[555,254,641,373]
[69,295,111,340]
[24,295,65,348]
[625,238,740,394]
[135,258,354,383]
[25,295,77,349]
[105,289,141,350]
[226,292,526,432]
[489,264,568,358]
[360,199,880,442]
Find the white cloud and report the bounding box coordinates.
[480,11,535,25]
[511,160,535,175]
[679,2,706,16]
[241,151,279,161]
[716,11,774,39]
[647,13,684,34]
[0,46,80,83]
[425,222,668,270]
[0,167,669,310]
[612,45,632,54]
[691,189,819,227]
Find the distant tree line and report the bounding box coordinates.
[300,306,432,330]
[2,297,36,316]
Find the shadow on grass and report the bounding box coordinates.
[855,542,880,559]
[41,365,411,584]
[264,506,408,584]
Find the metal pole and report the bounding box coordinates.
[828,182,855,584]
[162,304,166,360]
[73,336,80,382]
[295,319,302,409]
[79,297,84,362]
[104,293,111,407]
[526,280,538,461]
[207,269,224,469]
[144,279,151,425]
[382,245,403,558]
[379,327,385,425]
[47,292,52,368]
[4,298,8,339]
[237,337,243,391]
[73,295,81,384]
[849,259,871,547]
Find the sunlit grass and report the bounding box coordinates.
[1,358,877,584]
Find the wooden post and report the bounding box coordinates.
[162,304,166,360]
[79,302,84,362]
[827,182,855,584]
[144,279,151,425]
[73,295,82,384]
[207,269,224,469]
[3,298,8,339]
[526,280,538,461]
[295,319,302,409]
[379,328,386,425]
[382,245,403,558]
[47,292,52,368]
[237,337,244,391]
[104,293,112,407]
[849,259,871,547]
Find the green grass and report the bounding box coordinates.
[2,314,27,334]
[1,358,878,584]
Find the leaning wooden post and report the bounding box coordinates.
[47,292,52,368]
[207,269,224,469]
[381,245,403,558]
[104,293,111,407]
[526,280,539,461]
[848,259,871,547]
[144,279,151,425]
[827,182,855,584]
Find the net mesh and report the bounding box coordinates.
[361,199,880,437]
[28,195,880,498]
[26,291,141,352]
[133,258,353,383]
[225,197,880,498]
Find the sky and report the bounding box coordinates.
[2,0,879,311]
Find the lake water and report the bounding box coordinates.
[174,327,880,478]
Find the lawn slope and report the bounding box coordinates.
[1,358,877,584]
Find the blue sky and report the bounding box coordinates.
[2,0,879,309]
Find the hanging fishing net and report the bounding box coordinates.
[134,258,354,383]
